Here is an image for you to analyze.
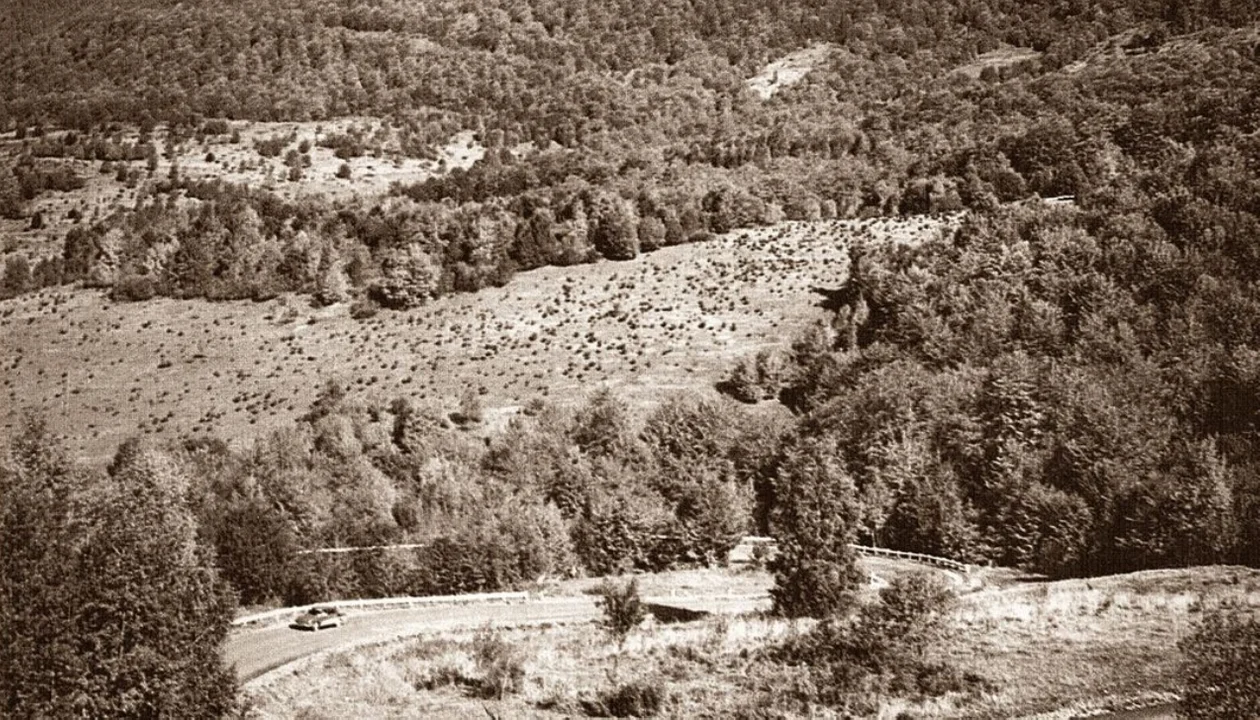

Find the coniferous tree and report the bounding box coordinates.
[0,162,22,219]
[769,439,865,618]
[73,439,238,718]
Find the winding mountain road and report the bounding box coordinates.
[226,594,770,684]
[226,547,975,685]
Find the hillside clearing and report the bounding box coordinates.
[1,216,955,462]
[0,120,486,261]
[746,44,833,100]
[952,45,1041,79]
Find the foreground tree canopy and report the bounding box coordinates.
[0,419,238,717]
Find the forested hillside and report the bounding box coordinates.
[4,0,1260,715]
[2,0,1257,574]
[3,0,1258,307]
[3,0,1256,130]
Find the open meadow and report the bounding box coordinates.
[1,216,954,462]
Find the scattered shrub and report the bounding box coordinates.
[413,662,470,692]
[449,386,484,427]
[349,299,379,320]
[582,680,666,718]
[718,349,784,404]
[255,134,290,158]
[472,625,526,699]
[201,119,230,136]
[596,578,646,650]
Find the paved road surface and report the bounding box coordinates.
[1094,704,1178,720]
[226,594,769,683]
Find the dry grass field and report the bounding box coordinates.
[242,566,1260,720]
[934,566,1260,719]
[1,216,954,462]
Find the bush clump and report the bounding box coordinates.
[582,680,665,717]
[771,572,978,709]
[596,578,647,650]
[472,625,526,700]
[1180,609,1260,719]
[109,274,159,301]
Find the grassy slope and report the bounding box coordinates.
[1,216,950,462]
[937,568,1260,719]
[242,566,1260,719]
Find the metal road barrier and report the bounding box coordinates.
[847,544,972,574]
[245,537,974,627]
[293,542,430,555]
[232,591,529,627]
[731,536,972,575]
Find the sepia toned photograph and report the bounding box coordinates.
[2,0,1258,717]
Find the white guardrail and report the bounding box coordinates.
[236,539,971,627]
[734,536,972,575]
[232,591,528,627]
[849,544,972,574]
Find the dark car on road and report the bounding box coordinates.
[290,606,345,631]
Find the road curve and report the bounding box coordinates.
[225,554,968,685]
[226,594,769,684]
[1093,703,1178,720]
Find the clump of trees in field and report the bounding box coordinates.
[151,388,769,606]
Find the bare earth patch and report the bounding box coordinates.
[746,44,834,100]
[952,45,1042,79]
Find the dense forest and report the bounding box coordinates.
[3,0,1259,614]
[3,0,1259,306]
[4,0,1260,715]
